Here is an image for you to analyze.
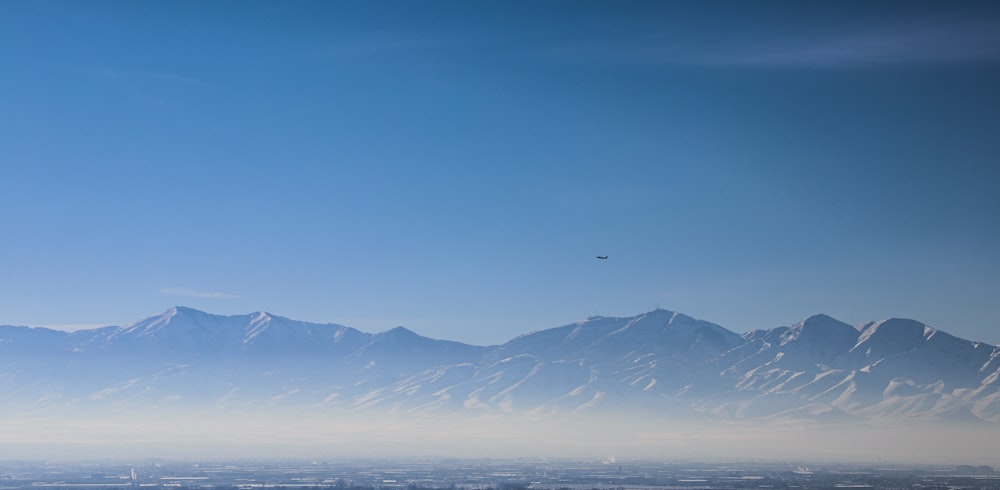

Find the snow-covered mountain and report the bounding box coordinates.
[2,307,998,423]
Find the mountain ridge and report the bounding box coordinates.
[2,306,998,423]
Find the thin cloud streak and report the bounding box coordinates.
[536,18,1000,68]
[712,21,1000,67]
[322,32,445,58]
[161,287,240,300]
[65,66,212,107]
[96,68,210,87]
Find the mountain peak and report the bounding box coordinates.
[380,326,419,338]
[852,317,934,358]
[858,317,930,338]
[168,305,208,316]
[784,314,859,340]
[646,308,682,320]
[801,313,838,324]
[772,314,860,362]
[112,305,219,339]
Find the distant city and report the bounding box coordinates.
[1,459,997,490]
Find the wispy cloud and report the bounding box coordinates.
[71,66,211,107]
[536,18,1000,69]
[97,68,210,87]
[710,20,1000,68]
[161,287,240,300]
[318,31,446,59]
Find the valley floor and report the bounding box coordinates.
[2,459,998,490]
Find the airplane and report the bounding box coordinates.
[596,255,608,260]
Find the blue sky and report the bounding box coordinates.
[2,1,999,345]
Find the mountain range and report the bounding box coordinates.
[2,306,999,423]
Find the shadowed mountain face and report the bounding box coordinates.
[2,307,999,423]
